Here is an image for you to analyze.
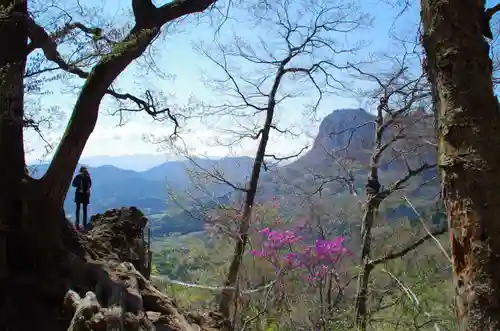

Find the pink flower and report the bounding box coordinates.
[250,249,266,258]
[259,227,270,234]
[250,207,351,281]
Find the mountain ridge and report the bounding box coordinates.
[29,108,438,237]
[28,156,254,216]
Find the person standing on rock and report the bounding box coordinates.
[72,166,92,229]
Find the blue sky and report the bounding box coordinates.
[24,0,495,163]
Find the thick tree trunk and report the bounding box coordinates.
[42,26,161,206]
[0,0,28,278]
[0,5,74,325]
[40,0,216,206]
[421,0,500,329]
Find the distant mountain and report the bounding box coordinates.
[143,156,255,187]
[28,156,254,217]
[256,108,438,216]
[289,107,435,171]
[79,153,171,171]
[78,154,250,172]
[29,109,439,237]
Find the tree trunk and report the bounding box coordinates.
[354,198,379,331]
[0,0,28,279]
[353,100,385,331]
[421,0,500,329]
[217,113,272,320]
[39,0,217,206]
[219,67,286,320]
[0,2,77,328]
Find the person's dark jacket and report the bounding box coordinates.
[72,173,92,204]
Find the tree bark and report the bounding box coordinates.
[354,199,378,331]
[219,67,286,320]
[0,1,73,326]
[421,0,500,329]
[40,0,216,206]
[0,0,28,278]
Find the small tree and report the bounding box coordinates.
[184,0,370,318]
[330,51,448,330]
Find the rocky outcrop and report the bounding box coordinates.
[313,108,376,153]
[70,207,228,331]
[0,207,225,331]
[78,208,152,277]
[254,108,437,204]
[296,108,436,169]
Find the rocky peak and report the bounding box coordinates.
[289,108,376,170]
[313,108,376,152]
[282,107,436,189]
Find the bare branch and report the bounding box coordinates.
[265,145,309,161]
[368,226,447,266]
[24,13,181,134]
[403,196,452,263]
[378,162,436,199]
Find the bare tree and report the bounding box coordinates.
[166,0,372,320]
[335,53,448,331]
[421,0,500,329]
[0,0,216,329]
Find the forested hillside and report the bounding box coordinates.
[31,108,440,237]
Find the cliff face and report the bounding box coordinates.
[0,207,225,331]
[298,108,435,170]
[256,108,437,204]
[313,108,376,152]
